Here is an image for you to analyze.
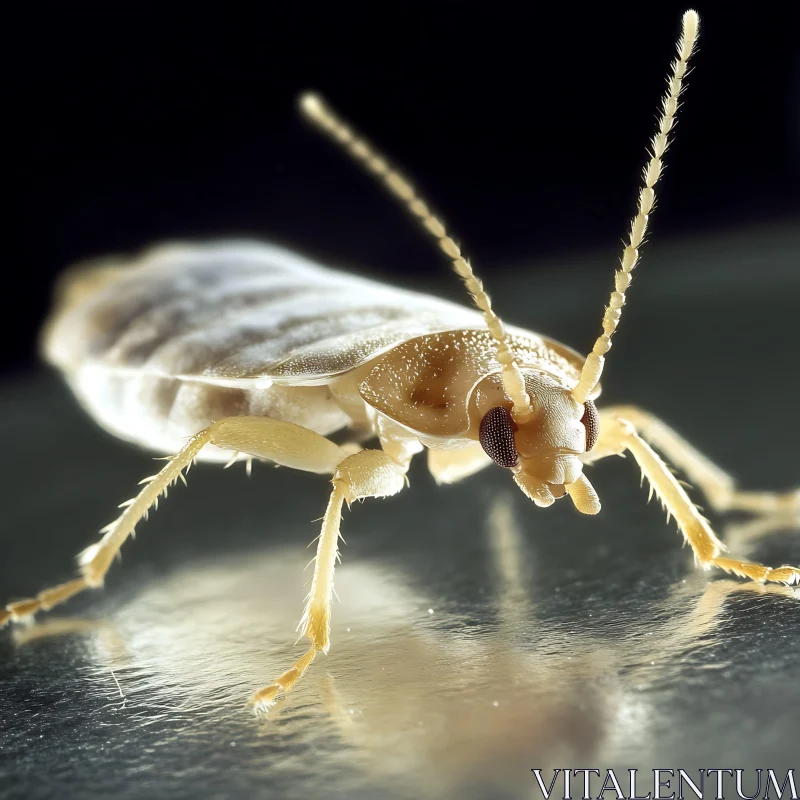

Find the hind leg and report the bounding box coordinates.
[1,417,351,628]
[593,405,799,515]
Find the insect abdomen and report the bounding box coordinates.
[43,241,479,381]
[65,366,351,461]
[42,241,480,459]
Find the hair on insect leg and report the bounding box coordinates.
[2,417,355,627]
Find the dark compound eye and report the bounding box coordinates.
[479,406,519,468]
[581,399,600,452]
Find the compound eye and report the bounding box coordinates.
[581,399,600,452]
[479,406,519,468]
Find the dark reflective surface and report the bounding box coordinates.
[1,224,799,800]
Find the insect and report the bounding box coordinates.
[2,10,798,712]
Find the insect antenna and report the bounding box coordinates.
[572,10,700,405]
[298,92,535,424]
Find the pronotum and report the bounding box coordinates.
[2,10,798,711]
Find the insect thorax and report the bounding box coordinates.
[357,329,586,445]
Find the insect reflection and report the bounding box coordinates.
[10,498,797,794]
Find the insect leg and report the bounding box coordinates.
[427,442,493,485]
[1,417,351,628]
[250,448,408,713]
[723,514,800,554]
[585,413,799,586]
[592,405,799,515]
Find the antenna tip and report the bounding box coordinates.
[298,91,325,120]
[682,9,700,38]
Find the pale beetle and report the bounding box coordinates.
[2,10,798,712]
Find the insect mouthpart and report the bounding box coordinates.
[513,456,601,516]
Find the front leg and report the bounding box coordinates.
[250,449,408,712]
[594,405,799,515]
[588,413,799,586]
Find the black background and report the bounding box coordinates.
[7,2,799,374]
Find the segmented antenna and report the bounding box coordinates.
[572,10,700,405]
[299,92,535,424]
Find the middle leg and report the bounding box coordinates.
[595,405,799,515]
[250,448,408,711]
